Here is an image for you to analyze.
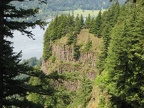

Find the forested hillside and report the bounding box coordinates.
[41,14,102,108]
[96,0,144,107]
[1,0,144,108]
[42,0,144,108]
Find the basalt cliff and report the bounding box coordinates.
[41,14,104,108]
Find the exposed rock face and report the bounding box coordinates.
[42,29,102,91]
[52,44,74,62]
[43,43,97,65]
[42,44,97,79]
[52,44,97,67]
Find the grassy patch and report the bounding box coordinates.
[55,36,68,45]
[63,9,106,17]
[77,29,102,53]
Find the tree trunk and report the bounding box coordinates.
[133,0,136,3]
[0,1,4,107]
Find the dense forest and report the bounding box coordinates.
[1,0,144,108]
[43,0,144,107]
[97,0,144,107]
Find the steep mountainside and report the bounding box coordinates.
[40,13,108,108]
[40,1,144,107]
[41,9,111,107]
[42,29,102,75]
[40,1,120,107]
[42,26,103,107]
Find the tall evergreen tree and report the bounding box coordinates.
[80,14,84,28]
[101,1,144,107]
[85,14,91,29]
[98,1,120,72]
[90,10,102,37]
[89,17,95,33]
[74,14,81,34]
[0,0,46,107]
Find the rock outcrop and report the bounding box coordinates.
[42,29,102,91]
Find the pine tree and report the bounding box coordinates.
[67,14,75,32]
[98,1,120,72]
[85,14,91,28]
[74,14,81,34]
[80,14,84,28]
[89,17,95,33]
[73,40,80,60]
[0,0,46,107]
[93,10,102,37]
[102,2,144,107]
[67,32,75,45]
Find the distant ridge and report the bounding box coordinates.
[12,0,125,12]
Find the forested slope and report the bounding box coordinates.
[3,0,143,107]
[40,14,102,107]
[42,0,144,108]
[96,0,144,108]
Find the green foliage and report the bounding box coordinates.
[21,57,42,67]
[98,95,106,108]
[79,77,93,108]
[67,74,93,108]
[90,10,102,37]
[97,1,120,73]
[85,14,91,28]
[27,71,55,107]
[43,14,76,60]
[97,1,144,107]
[49,56,56,63]
[27,93,45,105]
[74,14,84,34]
[80,15,84,28]
[43,14,84,60]
[73,42,80,60]
[84,36,92,52]
[43,24,53,60]
[67,33,76,45]
[28,71,80,108]
[41,1,144,108]
[1,0,46,107]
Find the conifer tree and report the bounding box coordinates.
[94,10,102,37]
[98,1,120,72]
[89,17,95,33]
[67,14,75,31]
[0,0,46,107]
[85,14,91,28]
[80,14,84,28]
[73,40,80,60]
[102,1,144,107]
[74,14,81,34]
